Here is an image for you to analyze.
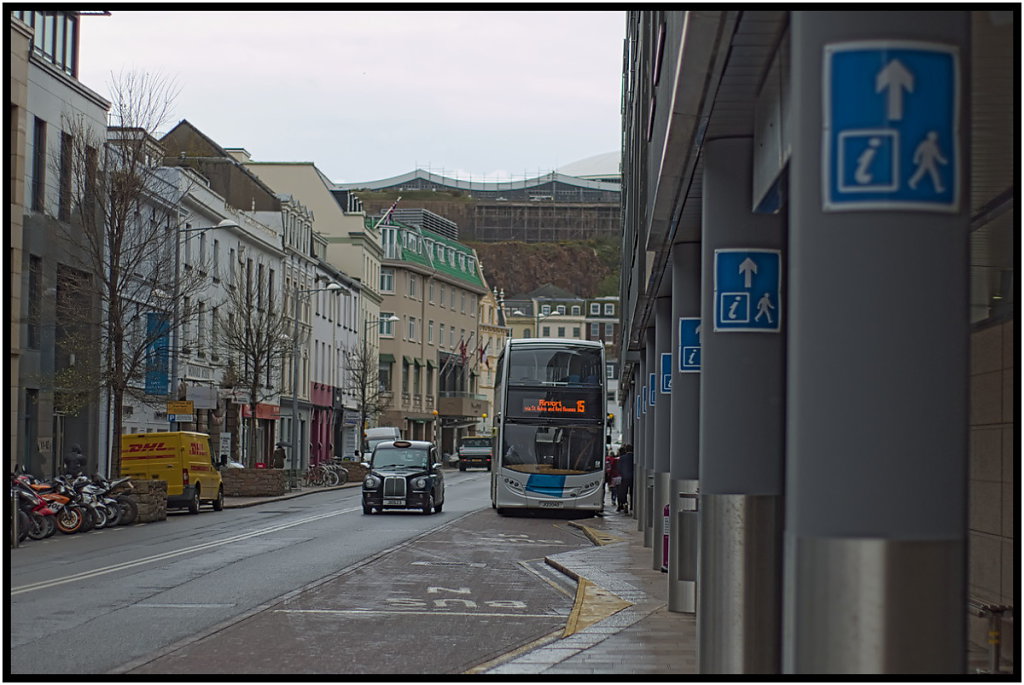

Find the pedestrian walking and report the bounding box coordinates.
[63,444,87,476]
[616,444,634,513]
[272,442,287,469]
[606,451,621,507]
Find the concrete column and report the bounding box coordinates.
[634,359,645,528]
[669,242,701,613]
[698,137,785,674]
[785,11,969,674]
[642,325,657,546]
[651,296,673,571]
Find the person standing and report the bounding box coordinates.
[63,444,87,476]
[605,450,621,508]
[272,442,287,469]
[616,444,634,513]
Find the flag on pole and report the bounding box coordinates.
[459,339,467,365]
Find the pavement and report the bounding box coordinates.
[223,483,697,676]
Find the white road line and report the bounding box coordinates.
[274,609,560,619]
[133,603,237,609]
[10,506,360,596]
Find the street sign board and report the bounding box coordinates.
[660,353,672,394]
[714,249,782,332]
[679,317,701,373]
[649,373,656,406]
[824,41,960,212]
[167,400,194,415]
[167,414,195,423]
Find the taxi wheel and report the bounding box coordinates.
[422,495,434,515]
[362,503,372,515]
[434,499,443,514]
[188,487,200,514]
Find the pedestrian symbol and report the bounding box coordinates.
[714,249,781,333]
[679,317,701,373]
[825,41,959,212]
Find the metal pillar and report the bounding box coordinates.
[651,297,673,571]
[642,325,656,547]
[635,356,646,530]
[669,241,701,613]
[784,11,969,674]
[698,137,785,674]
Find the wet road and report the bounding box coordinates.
[9,470,597,675]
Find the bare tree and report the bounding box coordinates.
[217,257,291,467]
[52,69,205,476]
[344,338,393,456]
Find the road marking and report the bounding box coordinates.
[10,507,360,596]
[273,609,560,619]
[133,603,237,609]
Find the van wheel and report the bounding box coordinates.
[188,487,200,514]
[212,487,224,511]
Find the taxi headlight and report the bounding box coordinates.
[363,475,381,489]
[411,476,429,490]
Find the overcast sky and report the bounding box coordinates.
[77,10,625,184]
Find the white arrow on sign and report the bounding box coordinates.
[695,324,702,343]
[875,58,914,121]
[738,257,758,288]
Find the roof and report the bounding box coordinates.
[555,151,621,181]
[372,217,486,291]
[336,167,619,193]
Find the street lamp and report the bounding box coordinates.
[360,314,400,457]
[169,218,237,429]
[289,281,345,490]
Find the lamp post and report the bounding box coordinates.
[289,281,344,490]
[360,314,400,457]
[169,218,237,428]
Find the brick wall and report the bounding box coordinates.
[221,468,286,497]
[132,480,167,523]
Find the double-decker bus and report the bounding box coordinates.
[491,338,608,514]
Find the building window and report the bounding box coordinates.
[524,328,532,337]
[449,327,455,348]
[439,285,446,308]
[542,326,551,337]
[604,303,615,315]
[439,323,446,348]
[556,305,565,315]
[605,322,614,337]
[590,322,600,337]
[58,131,72,221]
[573,327,581,337]
[402,361,409,393]
[31,117,46,212]
[379,362,392,392]
[571,305,581,316]
[413,365,421,395]
[606,363,615,379]
[409,273,418,298]
[380,267,395,293]
[429,281,435,303]
[27,255,41,349]
[541,304,551,315]
[461,293,466,314]
[590,303,600,315]
[408,316,417,341]
[379,312,397,337]
[450,288,456,310]
[212,239,220,280]
[197,302,205,354]
[428,320,434,344]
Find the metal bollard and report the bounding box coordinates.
[970,601,1012,674]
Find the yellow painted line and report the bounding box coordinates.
[463,629,563,674]
[562,577,591,637]
[568,521,625,546]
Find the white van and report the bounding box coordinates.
[363,426,402,456]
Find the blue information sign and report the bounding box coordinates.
[679,317,701,373]
[660,353,672,394]
[649,373,656,407]
[145,312,170,395]
[714,249,782,333]
[825,41,960,212]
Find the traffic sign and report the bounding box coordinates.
[824,41,960,212]
[167,400,194,415]
[649,373,656,406]
[714,249,782,332]
[679,317,701,373]
[167,414,195,423]
[660,353,672,394]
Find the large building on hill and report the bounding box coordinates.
[336,154,621,243]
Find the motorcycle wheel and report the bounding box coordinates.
[104,502,122,527]
[79,507,95,532]
[117,497,138,525]
[17,510,31,542]
[42,514,57,538]
[91,506,108,529]
[56,506,84,534]
[26,513,50,540]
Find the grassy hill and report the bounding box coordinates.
[469,238,620,299]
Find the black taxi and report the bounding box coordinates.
[361,440,445,515]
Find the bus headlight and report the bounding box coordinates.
[411,476,429,490]
[363,475,381,489]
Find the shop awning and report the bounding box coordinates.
[402,355,413,365]
[426,359,436,368]
[379,353,396,363]
[413,358,423,367]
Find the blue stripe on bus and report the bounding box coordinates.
[525,474,567,497]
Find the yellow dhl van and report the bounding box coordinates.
[120,431,224,513]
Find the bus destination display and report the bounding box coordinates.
[506,388,602,420]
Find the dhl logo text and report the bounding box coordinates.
[127,442,167,452]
